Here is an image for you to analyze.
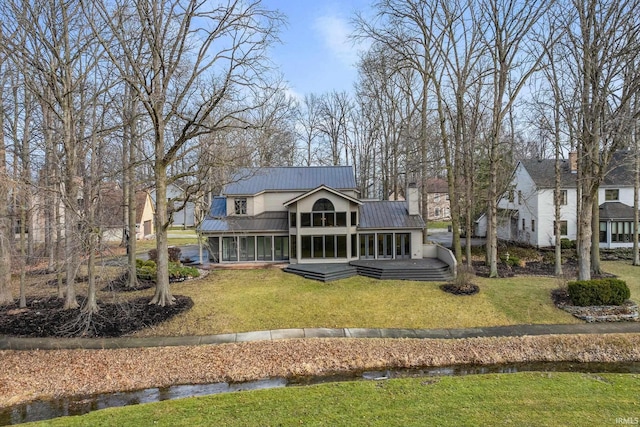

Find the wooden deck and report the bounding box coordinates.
[284,258,453,282]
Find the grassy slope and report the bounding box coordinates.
[32,372,640,427]
[134,268,579,336]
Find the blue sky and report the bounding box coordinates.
[262,0,372,98]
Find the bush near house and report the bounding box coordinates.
[567,278,630,306]
[148,247,182,262]
[135,259,199,282]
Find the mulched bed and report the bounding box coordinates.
[102,272,155,292]
[0,295,193,338]
[440,283,480,296]
[551,288,638,322]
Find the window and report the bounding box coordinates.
[600,222,607,243]
[256,236,272,261]
[222,237,238,261]
[531,219,535,232]
[350,211,357,226]
[605,189,619,201]
[522,218,526,230]
[377,233,393,258]
[234,198,247,215]
[351,234,357,257]
[305,198,347,228]
[434,194,440,202]
[239,236,255,261]
[290,213,296,228]
[301,213,311,227]
[360,234,375,259]
[301,235,347,259]
[611,221,635,242]
[274,236,289,261]
[518,190,523,205]
[435,207,441,217]
[554,220,568,236]
[554,190,567,205]
[508,190,515,203]
[312,198,334,211]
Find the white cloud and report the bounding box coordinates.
[313,14,359,66]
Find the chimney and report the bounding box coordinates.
[568,152,577,174]
[407,182,419,215]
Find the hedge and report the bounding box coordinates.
[567,278,630,306]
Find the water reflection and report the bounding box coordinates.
[2,362,638,425]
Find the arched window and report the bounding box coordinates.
[313,198,334,212]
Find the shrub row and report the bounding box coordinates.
[567,278,630,306]
[135,259,199,282]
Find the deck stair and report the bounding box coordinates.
[350,259,453,282]
[284,259,453,282]
[284,263,357,282]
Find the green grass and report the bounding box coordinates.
[30,372,640,426]
[135,267,579,336]
[427,220,451,229]
[602,261,640,301]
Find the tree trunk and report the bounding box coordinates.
[150,159,174,306]
[0,71,12,305]
[590,192,601,275]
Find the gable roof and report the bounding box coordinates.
[224,166,357,195]
[520,151,635,189]
[283,185,362,207]
[359,201,425,229]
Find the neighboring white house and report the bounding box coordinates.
[478,151,638,248]
[198,166,426,264]
[150,182,197,228]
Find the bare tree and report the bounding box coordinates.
[0,40,13,305]
[481,0,553,277]
[560,0,640,279]
[317,91,353,166]
[88,0,283,305]
[297,93,323,166]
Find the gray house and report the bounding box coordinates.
[199,166,425,264]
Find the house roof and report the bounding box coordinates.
[199,211,288,233]
[359,201,425,229]
[426,178,449,194]
[520,151,635,189]
[599,202,638,220]
[224,166,357,195]
[283,185,362,207]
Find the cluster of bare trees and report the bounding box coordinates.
[351,0,640,279]
[1,0,640,313]
[0,0,284,310]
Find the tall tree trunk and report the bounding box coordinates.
[0,67,13,305]
[150,158,174,306]
[590,192,601,275]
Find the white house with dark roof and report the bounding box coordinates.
[199,166,426,264]
[488,151,638,248]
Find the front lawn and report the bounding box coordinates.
[133,267,580,336]
[32,372,640,426]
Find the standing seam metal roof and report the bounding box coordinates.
[224,166,357,195]
[359,201,425,229]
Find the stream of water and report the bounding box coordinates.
[2,361,639,425]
